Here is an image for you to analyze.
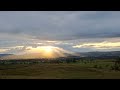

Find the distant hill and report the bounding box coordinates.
[75,51,120,57]
[0,52,79,60]
[0,53,68,60]
[1,51,120,60]
[0,54,13,57]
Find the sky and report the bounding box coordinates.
[0,11,120,54]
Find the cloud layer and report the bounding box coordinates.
[0,11,120,40]
[0,11,120,53]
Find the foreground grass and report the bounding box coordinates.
[0,60,120,79]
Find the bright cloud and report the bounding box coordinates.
[73,41,120,50]
[0,49,9,53]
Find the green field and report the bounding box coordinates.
[0,60,120,79]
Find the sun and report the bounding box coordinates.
[42,46,53,53]
[39,46,58,58]
[26,46,56,58]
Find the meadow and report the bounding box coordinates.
[0,59,120,79]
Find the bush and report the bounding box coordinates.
[98,65,102,69]
[93,65,98,68]
[105,64,109,67]
[111,58,120,71]
[111,64,120,71]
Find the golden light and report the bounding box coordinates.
[25,46,61,58]
[1,46,73,60]
[41,46,53,53]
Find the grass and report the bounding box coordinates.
[0,60,120,79]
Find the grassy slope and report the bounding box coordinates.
[0,60,120,79]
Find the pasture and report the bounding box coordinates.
[0,59,120,79]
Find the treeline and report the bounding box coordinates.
[0,57,95,64]
[0,59,79,64]
[0,56,119,65]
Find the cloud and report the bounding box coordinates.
[1,11,120,53]
[0,49,9,53]
[73,41,120,50]
[0,46,28,54]
[0,11,120,41]
[1,37,120,54]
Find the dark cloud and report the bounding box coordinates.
[0,11,120,41]
[0,11,120,53]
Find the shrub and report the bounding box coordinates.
[93,65,98,68]
[111,64,120,71]
[111,58,120,71]
[105,64,109,67]
[98,65,102,69]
